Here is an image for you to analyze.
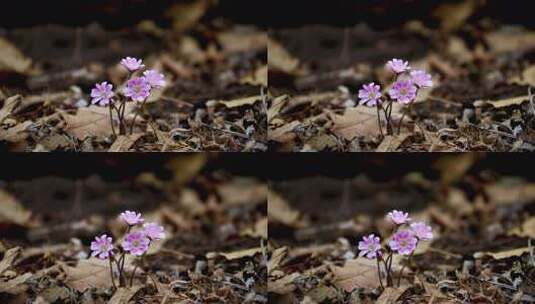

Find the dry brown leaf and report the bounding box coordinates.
[486,96,529,108]
[474,247,530,260]
[0,38,32,74]
[38,134,72,151]
[522,65,535,86]
[269,120,300,143]
[240,65,268,87]
[508,217,535,238]
[376,134,410,152]
[268,95,289,123]
[0,120,32,144]
[268,272,299,294]
[0,190,32,226]
[303,134,339,151]
[217,30,266,53]
[220,95,261,108]
[268,38,300,75]
[306,285,339,303]
[0,272,32,294]
[428,54,461,78]
[485,183,535,206]
[59,259,114,291]
[176,189,206,216]
[327,108,381,140]
[0,95,22,125]
[445,188,474,216]
[108,134,143,152]
[242,217,268,239]
[212,247,262,260]
[61,106,112,140]
[433,154,478,184]
[486,31,535,54]
[166,0,211,34]
[268,191,302,227]
[268,247,287,275]
[329,258,382,291]
[109,286,143,304]
[0,247,21,276]
[176,36,206,64]
[432,0,478,32]
[166,154,206,187]
[377,286,410,304]
[218,177,267,206]
[446,36,474,64]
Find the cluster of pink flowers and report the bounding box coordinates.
[89,57,166,136]
[357,210,433,288]
[89,210,165,288]
[357,59,433,136]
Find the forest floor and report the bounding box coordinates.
[0,13,267,152]
[268,3,535,152]
[268,158,535,303]
[0,157,268,303]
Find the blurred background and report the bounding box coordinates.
[268,154,535,244]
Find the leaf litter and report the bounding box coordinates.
[268,3,535,152]
[0,157,267,303]
[268,155,535,303]
[0,4,266,152]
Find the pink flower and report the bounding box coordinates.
[387,210,411,225]
[388,80,417,104]
[120,211,144,226]
[358,234,382,259]
[143,223,166,240]
[90,234,114,259]
[358,82,382,106]
[120,57,145,72]
[143,70,166,88]
[386,59,410,74]
[90,82,114,106]
[122,231,150,256]
[389,230,418,255]
[123,77,151,102]
[410,70,433,88]
[410,222,433,240]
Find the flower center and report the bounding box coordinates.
[400,88,407,95]
[133,240,140,247]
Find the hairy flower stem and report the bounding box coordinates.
[109,257,117,289]
[382,253,394,287]
[387,253,394,286]
[376,257,385,289]
[129,255,144,287]
[397,100,413,135]
[119,100,127,135]
[129,99,147,135]
[114,100,126,135]
[108,104,117,137]
[382,101,394,135]
[376,106,384,137]
[381,106,390,135]
[397,252,413,287]
[121,102,126,127]
[114,255,126,287]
